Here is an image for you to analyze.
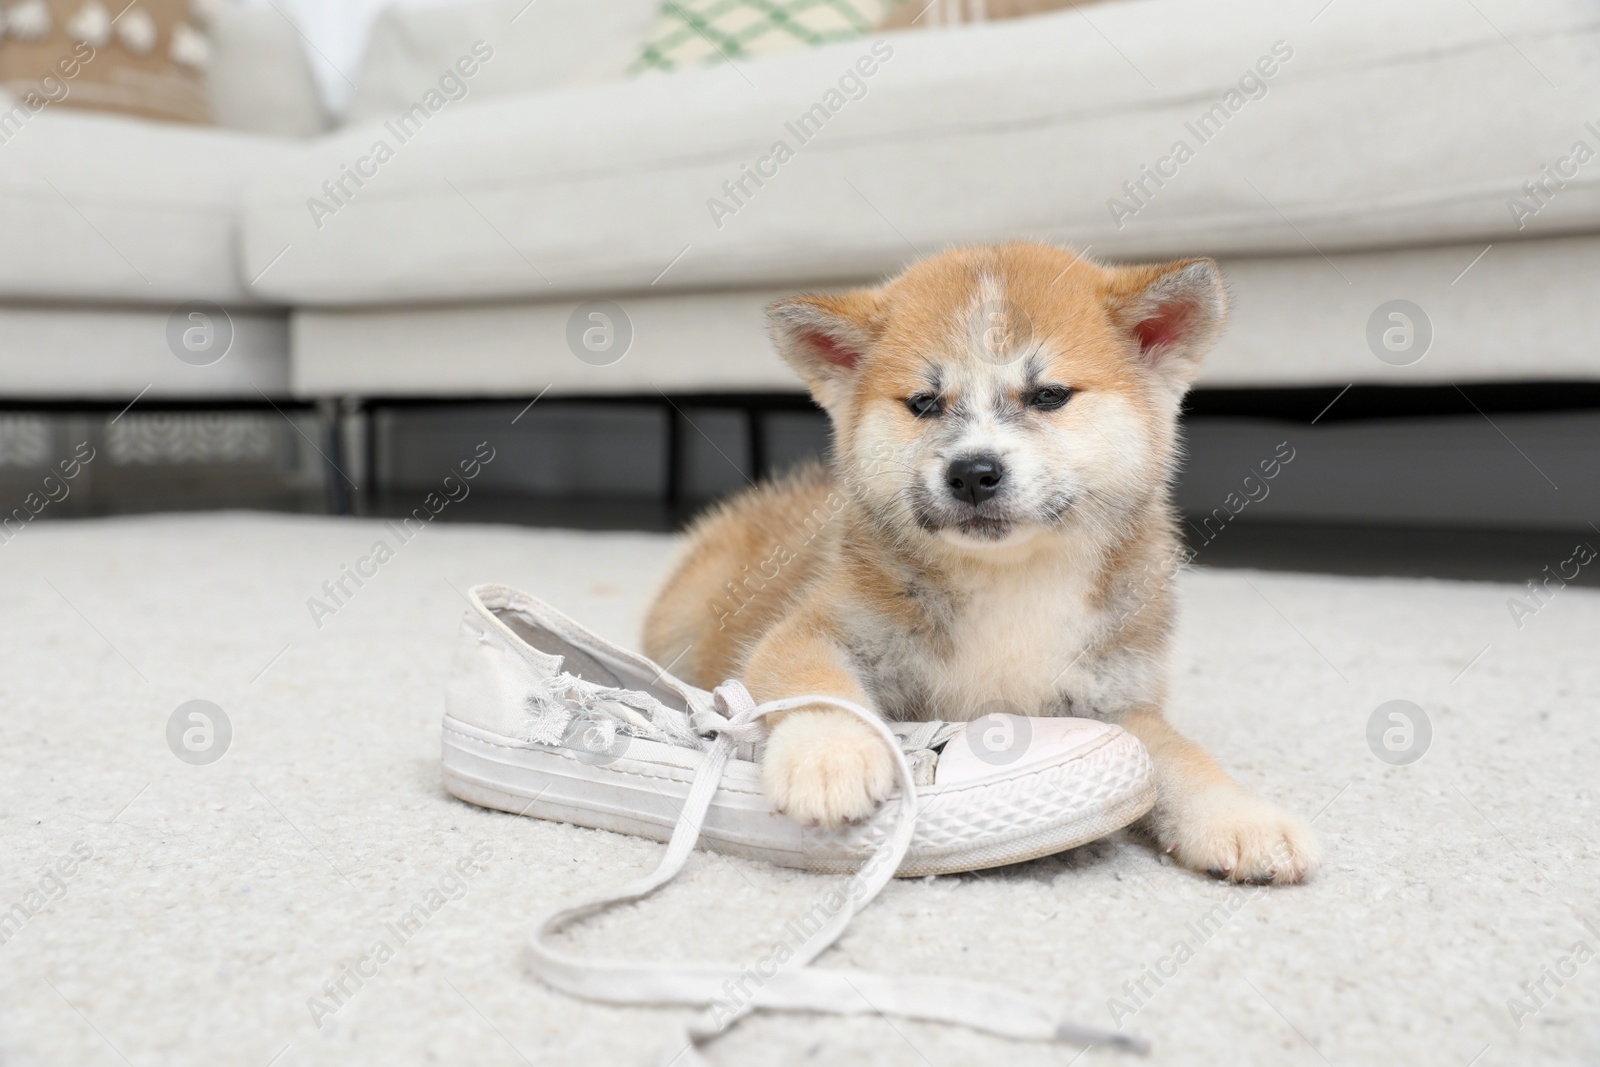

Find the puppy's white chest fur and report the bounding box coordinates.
[922,552,1106,721]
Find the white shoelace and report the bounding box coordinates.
[522,680,1149,1064]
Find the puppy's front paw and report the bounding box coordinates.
[1160,788,1321,885]
[762,709,895,828]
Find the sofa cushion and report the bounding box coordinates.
[0,107,289,303]
[0,305,289,399]
[343,0,664,126]
[238,0,1600,308]
[206,3,327,138]
[286,234,1600,399]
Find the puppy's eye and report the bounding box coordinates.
[905,393,944,418]
[1027,386,1073,411]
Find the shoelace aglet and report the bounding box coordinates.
[1054,1022,1151,1055]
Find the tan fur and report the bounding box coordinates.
[644,243,1319,884]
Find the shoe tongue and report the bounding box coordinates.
[932,715,1111,785]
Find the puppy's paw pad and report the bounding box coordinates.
[1165,789,1321,885]
[762,711,895,829]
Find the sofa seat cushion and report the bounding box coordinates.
[0,108,290,304]
[0,305,289,399]
[240,0,1600,307]
[285,234,1600,398]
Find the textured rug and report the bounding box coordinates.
[0,512,1595,1067]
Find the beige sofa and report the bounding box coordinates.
[4,0,1599,405]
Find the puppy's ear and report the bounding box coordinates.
[766,289,884,411]
[1107,259,1227,388]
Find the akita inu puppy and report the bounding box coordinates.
[644,243,1319,884]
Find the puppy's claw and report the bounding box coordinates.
[1161,787,1321,886]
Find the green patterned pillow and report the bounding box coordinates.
[629,0,903,75]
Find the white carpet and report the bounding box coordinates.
[1,512,1596,1067]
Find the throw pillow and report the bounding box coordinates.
[205,3,325,137]
[628,0,900,76]
[345,0,663,126]
[879,0,1110,29]
[0,0,212,124]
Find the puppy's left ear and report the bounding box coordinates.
[1108,258,1227,388]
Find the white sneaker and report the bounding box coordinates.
[443,584,1154,1061]
[442,584,1155,878]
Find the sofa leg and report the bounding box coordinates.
[361,401,379,512]
[343,396,371,516]
[316,397,353,516]
[664,401,683,515]
[744,405,766,482]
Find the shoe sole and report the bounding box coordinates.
[442,715,1156,877]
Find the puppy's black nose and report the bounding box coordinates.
[945,455,1004,505]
